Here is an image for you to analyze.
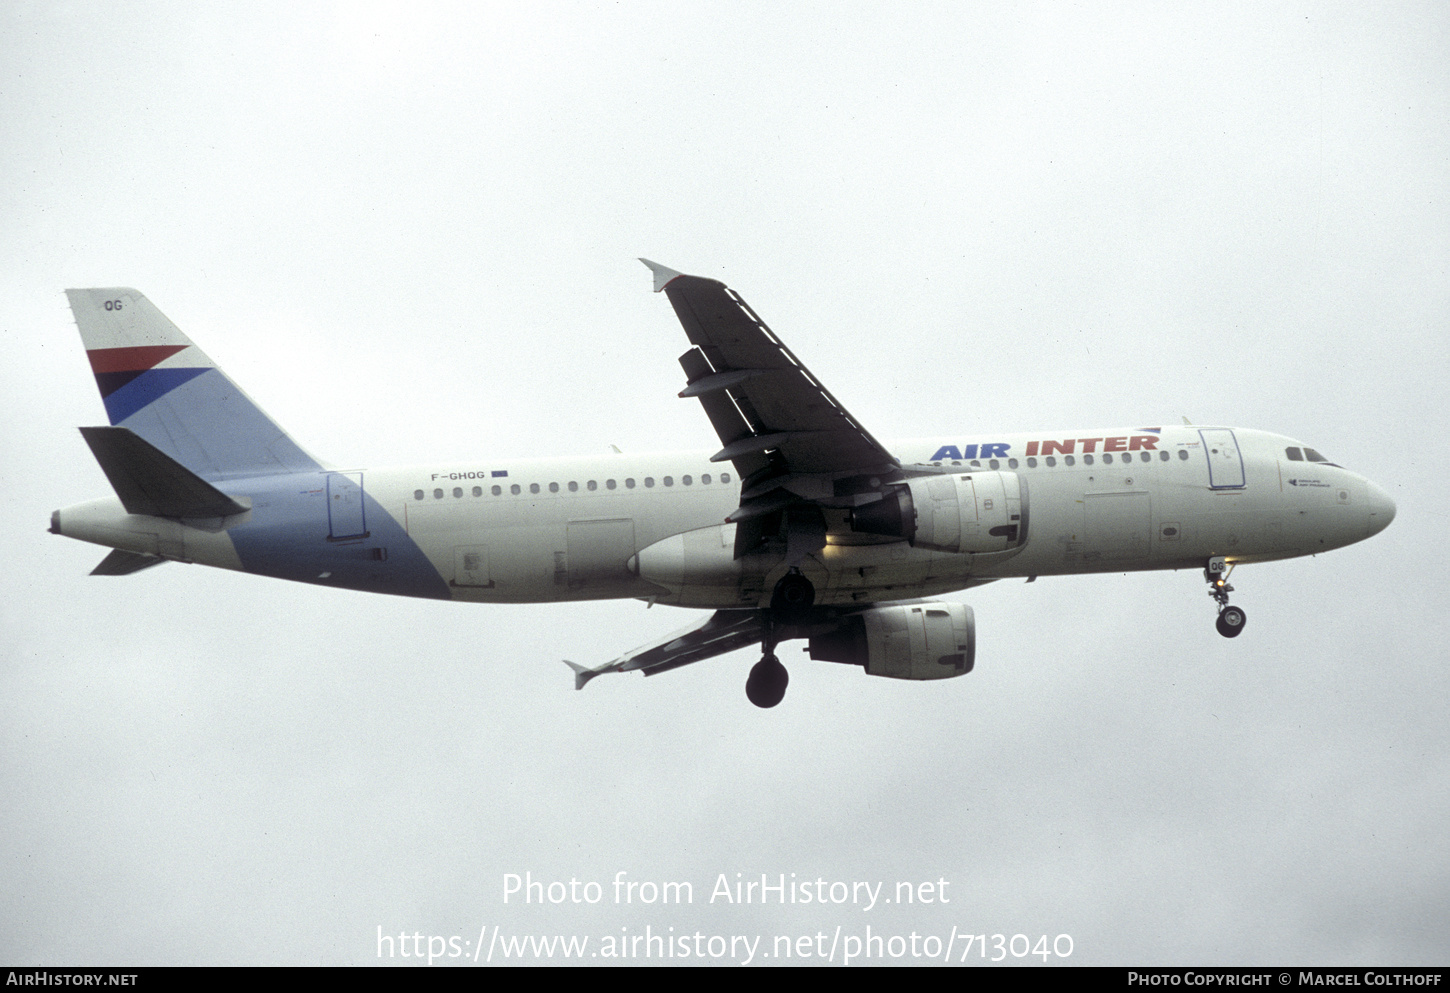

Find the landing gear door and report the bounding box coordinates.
[1198,429,1246,489]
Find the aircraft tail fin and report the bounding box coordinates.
[65,289,322,480]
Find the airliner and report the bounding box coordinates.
[51,261,1396,707]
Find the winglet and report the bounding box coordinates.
[638,258,685,293]
[564,659,613,691]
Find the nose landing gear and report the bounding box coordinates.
[1216,604,1247,638]
[1205,556,1247,638]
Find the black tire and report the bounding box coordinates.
[1216,605,1247,638]
[745,655,789,708]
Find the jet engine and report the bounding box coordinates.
[850,471,1027,554]
[807,602,975,680]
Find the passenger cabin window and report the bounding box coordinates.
[472,486,483,496]
[645,477,655,488]
[722,473,732,483]
[625,478,636,489]
[549,482,559,493]
[663,476,674,487]
[510,484,521,495]
[587,480,597,491]
[453,487,463,498]
[1102,454,1113,464]
[683,475,693,485]
[414,489,424,501]
[702,474,712,484]
[491,485,502,496]
[433,488,444,499]
[568,481,578,492]
[529,483,540,494]
[606,479,616,490]
[1177,450,1189,460]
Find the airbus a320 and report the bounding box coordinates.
[51,261,1395,707]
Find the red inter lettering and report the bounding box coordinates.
[1077,438,1102,453]
[1128,435,1159,451]
[1041,439,1075,456]
[1103,437,1127,452]
[1025,440,1039,457]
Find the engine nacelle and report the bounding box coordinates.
[807,602,975,680]
[851,471,1027,554]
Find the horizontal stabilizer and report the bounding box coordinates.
[90,549,167,576]
[79,426,250,519]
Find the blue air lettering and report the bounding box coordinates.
[929,443,1011,462]
[929,436,1163,462]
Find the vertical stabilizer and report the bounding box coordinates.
[65,289,322,480]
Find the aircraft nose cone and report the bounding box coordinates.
[1365,480,1396,537]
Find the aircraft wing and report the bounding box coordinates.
[565,609,762,689]
[642,260,898,482]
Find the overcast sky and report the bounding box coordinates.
[2,0,1446,967]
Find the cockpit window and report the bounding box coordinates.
[1290,445,1341,467]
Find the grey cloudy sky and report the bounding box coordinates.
[2,0,1446,966]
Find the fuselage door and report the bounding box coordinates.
[326,472,368,539]
[1198,429,1246,489]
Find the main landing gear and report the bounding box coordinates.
[746,652,789,709]
[1205,556,1247,638]
[745,571,817,708]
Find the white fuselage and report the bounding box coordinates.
[55,425,1392,607]
[54,424,1385,609]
